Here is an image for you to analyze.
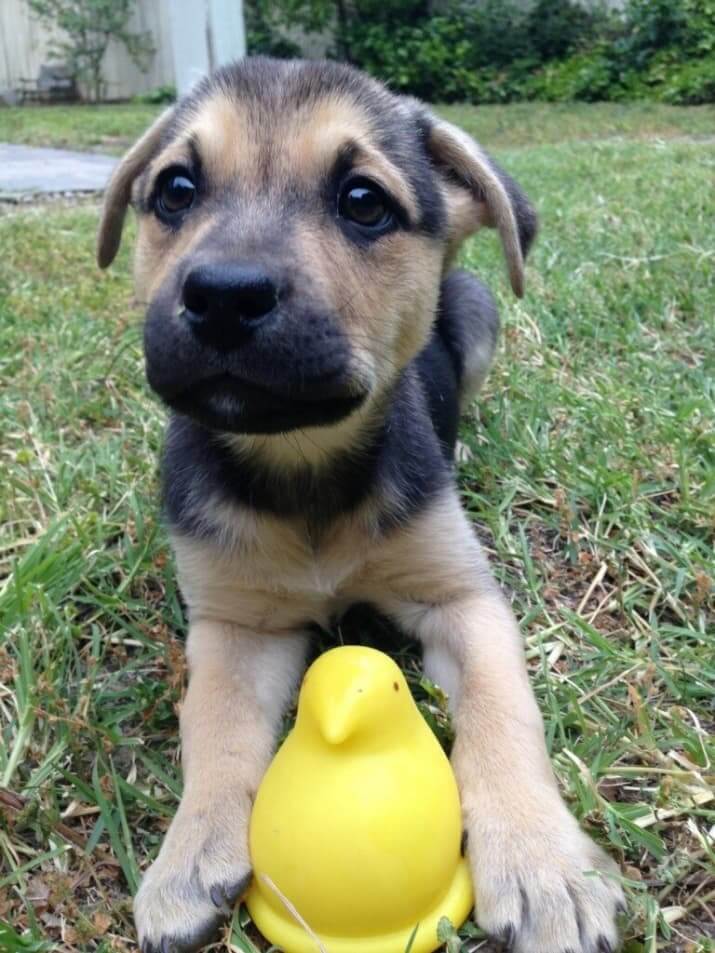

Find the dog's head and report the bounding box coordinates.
[98,58,536,438]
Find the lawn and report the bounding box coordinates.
[0,103,162,155]
[0,101,713,953]
[1,99,715,153]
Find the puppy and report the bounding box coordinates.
[98,57,624,953]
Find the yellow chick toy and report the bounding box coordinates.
[245,645,473,953]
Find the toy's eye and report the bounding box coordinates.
[338,179,393,231]
[156,168,195,217]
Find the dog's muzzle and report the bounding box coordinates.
[143,261,368,435]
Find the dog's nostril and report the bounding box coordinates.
[239,280,278,321]
[184,288,209,316]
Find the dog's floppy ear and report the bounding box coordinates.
[422,113,537,297]
[97,107,175,269]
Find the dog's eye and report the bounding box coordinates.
[156,168,196,217]
[338,179,393,231]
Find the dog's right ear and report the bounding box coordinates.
[413,106,537,297]
[97,107,175,269]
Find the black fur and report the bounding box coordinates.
[162,269,499,539]
[435,269,500,381]
[144,259,367,435]
[414,270,499,459]
[488,158,538,258]
[163,364,450,538]
[415,329,461,458]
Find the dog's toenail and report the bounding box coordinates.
[498,924,515,950]
[225,871,252,903]
[519,885,531,924]
[598,938,614,953]
[210,883,226,908]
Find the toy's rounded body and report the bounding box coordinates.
[245,646,473,953]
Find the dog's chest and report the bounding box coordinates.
[172,500,376,629]
[245,514,368,596]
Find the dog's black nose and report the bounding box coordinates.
[182,264,279,339]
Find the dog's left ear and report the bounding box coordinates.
[97,106,176,269]
[420,112,537,297]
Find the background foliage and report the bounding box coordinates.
[246,0,715,104]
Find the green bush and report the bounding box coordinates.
[514,0,715,105]
[340,0,586,102]
[525,0,608,61]
[343,18,466,100]
[133,84,176,104]
[525,47,623,103]
[617,0,715,61]
[649,51,715,104]
[245,0,301,58]
[244,0,715,105]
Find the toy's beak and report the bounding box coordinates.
[312,690,362,746]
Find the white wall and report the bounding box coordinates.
[0,0,175,101]
[168,0,246,98]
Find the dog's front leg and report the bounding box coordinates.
[372,493,624,953]
[135,620,308,953]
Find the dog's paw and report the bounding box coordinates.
[469,813,624,953]
[135,804,252,953]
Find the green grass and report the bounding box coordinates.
[1,99,714,153]
[439,100,715,147]
[0,103,163,154]
[0,103,713,953]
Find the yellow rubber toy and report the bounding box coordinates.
[245,645,474,953]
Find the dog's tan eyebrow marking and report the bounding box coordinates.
[331,138,419,225]
[133,136,196,209]
[153,139,195,176]
[186,93,257,184]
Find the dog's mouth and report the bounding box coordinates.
[167,373,367,434]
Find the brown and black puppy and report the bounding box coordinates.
[98,57,624,953]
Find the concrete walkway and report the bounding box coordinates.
[0,143,118,194]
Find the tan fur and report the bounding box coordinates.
[138,489,623,952]
[134,619,308,940]
[97,106,175,269]
[134,214,215,305]
[289,218,442,394]
[289,95,373,168]
[98,73,623,953]
[188,94,260,186]
[442,181,490,268]
[223,399,381,471]
[429,118,526,296]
